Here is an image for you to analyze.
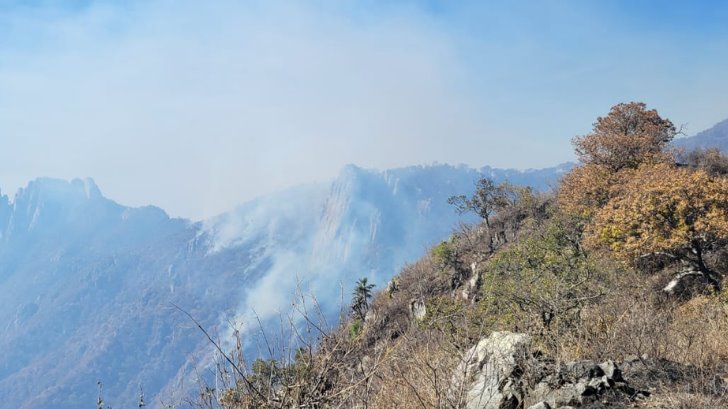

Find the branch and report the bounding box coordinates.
[170,303,268,403]
[662,270,703,294]
[636,251,679,260]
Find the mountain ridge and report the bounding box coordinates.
[0,162,571,408]
[673,117,728,151]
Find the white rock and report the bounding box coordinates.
[451,331,531,409]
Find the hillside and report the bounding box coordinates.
[673,117,728,151]
[0,164,566,408]
[207,104,728,409]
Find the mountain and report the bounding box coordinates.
[673,117,728,151]
[0,163,567,408]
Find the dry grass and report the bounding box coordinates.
[640,392,728,409]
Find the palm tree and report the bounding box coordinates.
[352,277,375,321]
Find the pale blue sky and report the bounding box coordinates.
[1,1,727,219]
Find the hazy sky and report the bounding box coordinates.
[1,0,727,219]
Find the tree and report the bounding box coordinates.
[559,102,676,217]
[589,163,728,292]
[559,163,646,218]
[483,215,605,332]
[249,358,282,398]
[448,177,509,229]
[682,147,728,177]
[450,179,547,254]
[572,102,676,172]
[352,277,375,320]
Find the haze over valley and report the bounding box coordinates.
[2,1,728,408]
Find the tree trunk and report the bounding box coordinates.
[663,244,723,295]
[693,242,722,293]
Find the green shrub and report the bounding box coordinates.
[349,319,363,339]
[431,241,457,269]
[478,215,610,348]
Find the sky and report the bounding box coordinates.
[1,0,727,219]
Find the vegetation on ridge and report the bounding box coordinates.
[180,102,728,408]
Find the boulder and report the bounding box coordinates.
[409,299,427,321]
[453,332,651,409]
[451,331,532,409]
[527,359,648,408]
[460,262,483,302]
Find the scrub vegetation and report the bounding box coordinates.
[178,102,728,408]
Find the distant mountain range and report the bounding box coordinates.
[673,117,728,152]
[0,162,570,408]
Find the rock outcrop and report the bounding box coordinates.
[527,359,648,408]
[451,331,531,409]
[453,332,654,409]
[460,261,483,302]
[409,299,427,321]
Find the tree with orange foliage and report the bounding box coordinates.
[573,102,676,172]
[559,102,676,217]
[589,163,728,292]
